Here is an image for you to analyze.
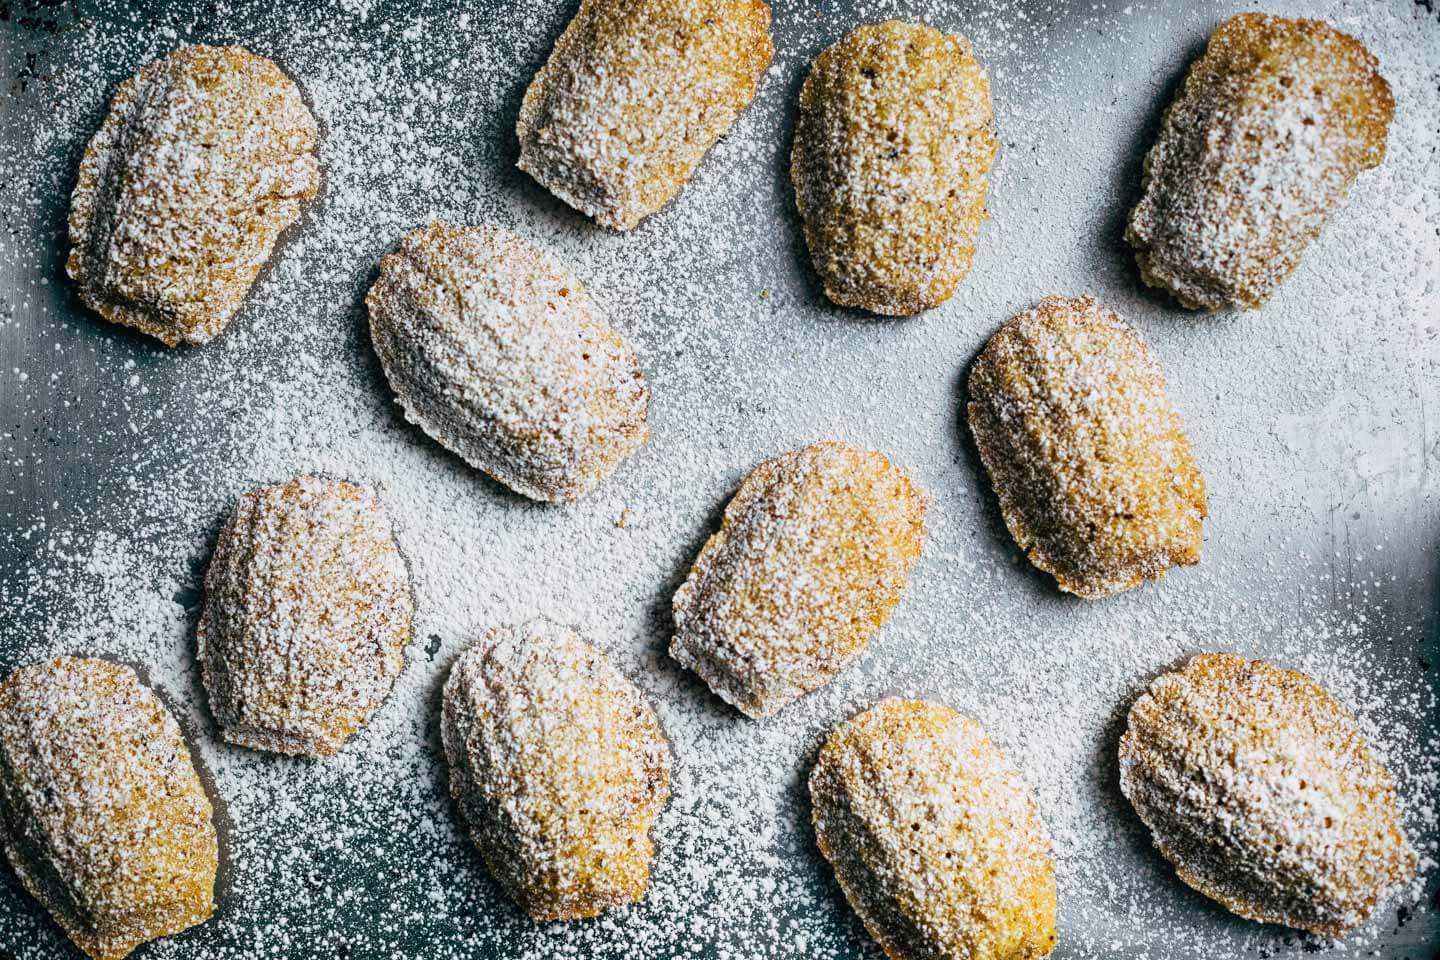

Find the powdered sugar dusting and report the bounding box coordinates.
[0,1,1436,958]
[67,44,321,345]
[516,0,774,231]
[198,474,412,759]
[1126,13,1395,310]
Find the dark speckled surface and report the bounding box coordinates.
[0,1,1436,958]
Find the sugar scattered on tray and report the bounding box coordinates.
[0,1,1436,959]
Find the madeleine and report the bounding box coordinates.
[1120,653,1415,937]
[198,475,413,758]
[441,619,671,920]
[671,441,927,718]
[67,45,320,345]
[0,658,218,960]
[517,0,773,230]
[968,296,1205,598]
[1126,14,1393,309]
[792,21,997,315]
[811,698,1057,960]
[367,223,649,502]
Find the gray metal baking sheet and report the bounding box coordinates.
[1,1,1437,959]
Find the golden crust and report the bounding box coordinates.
[441,619,671,920]
[1125,14,1393,310]
[670,441,928,718]
[791,21,997,316]
[1119,653,1416,937]
[967,296,1206,599]
[66,45,320,346]
[517,0,774,230]
[197,475,413,758]
[366,223,650,502]
[0,658,218,960]
[811,698,1057,960]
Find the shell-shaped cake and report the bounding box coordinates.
[670,441,928,718]
[792,21,998,316]
[811,698,1057,960]
[517,0,774,230]
[1125,14,1393,310]
[67,45,320,346]
[441,619,671,920]
[198,475,413,758]
[366,223,650,502]
[0,658,218,960]
[967,296,1206,599]
[1119,653,1416,937]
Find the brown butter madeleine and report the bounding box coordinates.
[792,21,998,316]
[0,657,218,960]
[811,698,1057,960]
[670,441,928,718]
[1126,13,1393,310]
[67,45,320,345]
[1120,653,1416,936]
[967,295,1205,599]
[366,223,650,503]
[517,0,774,230]
[441,619,671,920]
[198,475,413,758]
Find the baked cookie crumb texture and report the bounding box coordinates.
[66,45,321,346]
[197,474,413,758]
[1125,13,1393,310]
[366,222,650,502]
[967,295,1206,599]
[792,20,998,316]
[0,657,218,960]
[441,618,671,921]
[1120,653,1416,937]
[517,0,774,230]
[670,441,928,718]
[811,698,1057,960]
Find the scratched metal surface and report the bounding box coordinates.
[0,1,1437,958]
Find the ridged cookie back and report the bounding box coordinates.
[1125,14,1393,309]
[441,619,671,920]
[66,45,320,345]
[366,223,650,502]
[0,657,217,960]
[1119,653,1415,937]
